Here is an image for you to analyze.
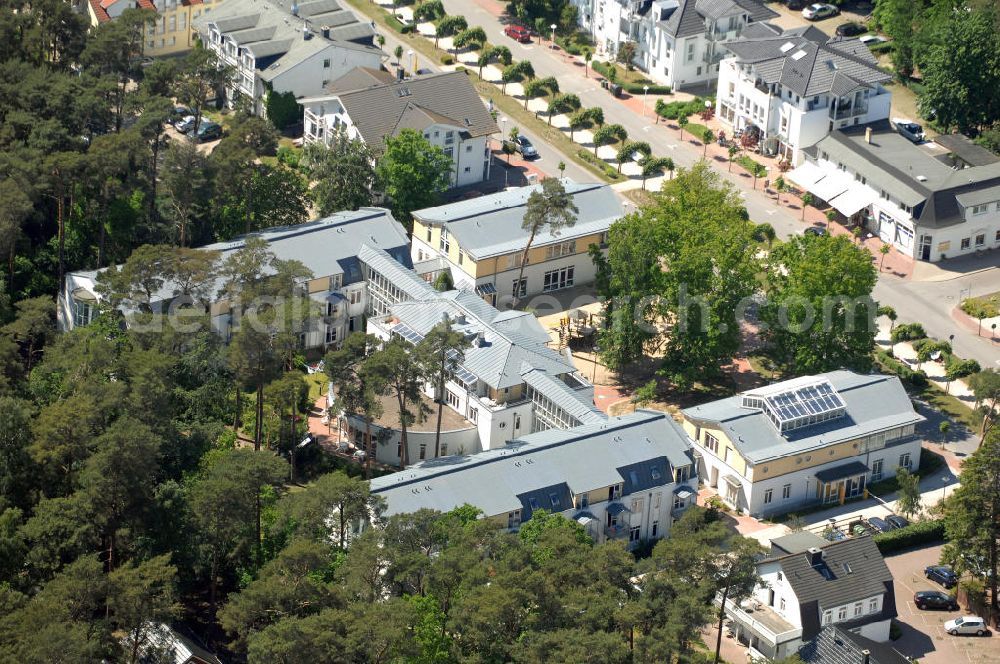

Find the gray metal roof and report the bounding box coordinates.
[370,409,696,517]
[194,0,379,85]
[71,209,410,307]
[412,182,623,260]
[933,133,1000,168]
[659,0,775,38]
[385,292,577,390]
[681,370,924,464]
[723,27,889,97]
[521,366,605,425]
[357,244,437,301]
[807,121,1000,226]
[770,531,829,555]
[305,70,499,147]
[814,460,869,483]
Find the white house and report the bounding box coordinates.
[369,409,699,550]
[715,23,891,164]
[722,533,897,659]
[791,120,1000,262]
[575,0,777,90]
[302,69,499,189]
[338,244,611,466]
[192,0,382,115]
[58,209,412,351]
[410,181,623,304]
[681,371,925,518]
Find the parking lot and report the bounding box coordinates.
[886,544,999,664]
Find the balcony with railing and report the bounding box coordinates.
[719,596,802,657]
[830,101,868,120]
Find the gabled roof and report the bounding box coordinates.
[776,537,895,628]
[305,70,499,147]
[370,410,696,517]
[660,0,778,38]
[327,66,396,92]
[723,25,890,97]
[807,120,1000,226]
[801,625,910,664]
[681,370,924,464]
[521,365,605,425]
[412,181,624,260]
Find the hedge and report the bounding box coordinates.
[440,54,454,65]
[874,349,930,388]
[736,154,767,177]
[868,41,894,55]
[576,149,623,181]
[589,61,671,94]
[873,519,945,554]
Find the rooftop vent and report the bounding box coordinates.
[806,546,824,566]
[916,175,927,182]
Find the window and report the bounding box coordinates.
[853,602,863,617]
[704,432,719,453]
[837,606,847,621]
[871,458,883,481]
[763,488,773,504]
[976,233,985,247]
[325,325,338,344]
[629,526,641,543]
[782,484,791,500]
[463,166,471,173]
[780,598,786,612]
[972,203,989,215]
[578,493,589,508]
[73,299,96,327]
[458,251,464,265]
[996,229,1000,243]
[439,227,450,252]
[419,444,427,460]
[869,598,878,613]
[440,443,448,456]
[822,610,832,625]
[777,571,783,582]
[686,41,695,62]
[632,497,644,513]
[511,278,526,297]
[545,240,576,260]
[651,520,659,537]
[397,442,402,457]
[550,493,561,508]
[542,266,574,292]
[468,408,478,423]
[445,131,455,144]
[961,238,971,250]
[349,290,362,305]
[673,493,686,509]
[898,453,911,470]
[426,226,432,242]
[466,144,472,152]
[446,391,460,409]
[323,58,330,68]
[508,509,521,529]
[609,484,622,500]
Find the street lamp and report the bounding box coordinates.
[642,84,649,117]
[550,23,557,48]
[941,476,949,501]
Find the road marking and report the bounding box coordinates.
[766,209,776,216]
[666,144,677,150]
[642,126,651,132]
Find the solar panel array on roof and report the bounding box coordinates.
[760,380,846,432]
[391,322,424,345]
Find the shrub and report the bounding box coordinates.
[890,322,927,343]
[874,349,929,388]
[576,149,622,181]
[873,519,945,554]
[264,89,301,131]
[736,155,767,178]
[440,54,454,65]
[960,298,999,319]
[276,145,300,169]
[401,23,417,34]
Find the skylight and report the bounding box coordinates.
[742,379,847,433]
[791,50,808,61]
[779,41,796,53]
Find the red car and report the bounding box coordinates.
[504,24,531,43]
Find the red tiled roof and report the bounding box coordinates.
[135,0,156,10]
[89,0,111,21]
[183,0,204,5]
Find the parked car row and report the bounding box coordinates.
[863,514,909,533]
[171,108,223,143]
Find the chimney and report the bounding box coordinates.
[396,67,405,81]
[865,126,872,144]
[321,25,330,39]
[476,331,486,347]
[861,649,871,664]
[806,546,823,566]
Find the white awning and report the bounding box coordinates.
[809,169,853,202]
[786,161,826,189]
[828,182,879,216]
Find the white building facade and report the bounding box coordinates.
[715,23,891,164]
[574,0,777,90]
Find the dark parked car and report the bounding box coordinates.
[836,22,867,37]
[914,590,959,611]
[926,565,959,589]
[886,514,909,530]
[192,121,222,143]
[512,135,538,159]
[785,0,806,8]
[804,226,828,237]
[866,516,892,533]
